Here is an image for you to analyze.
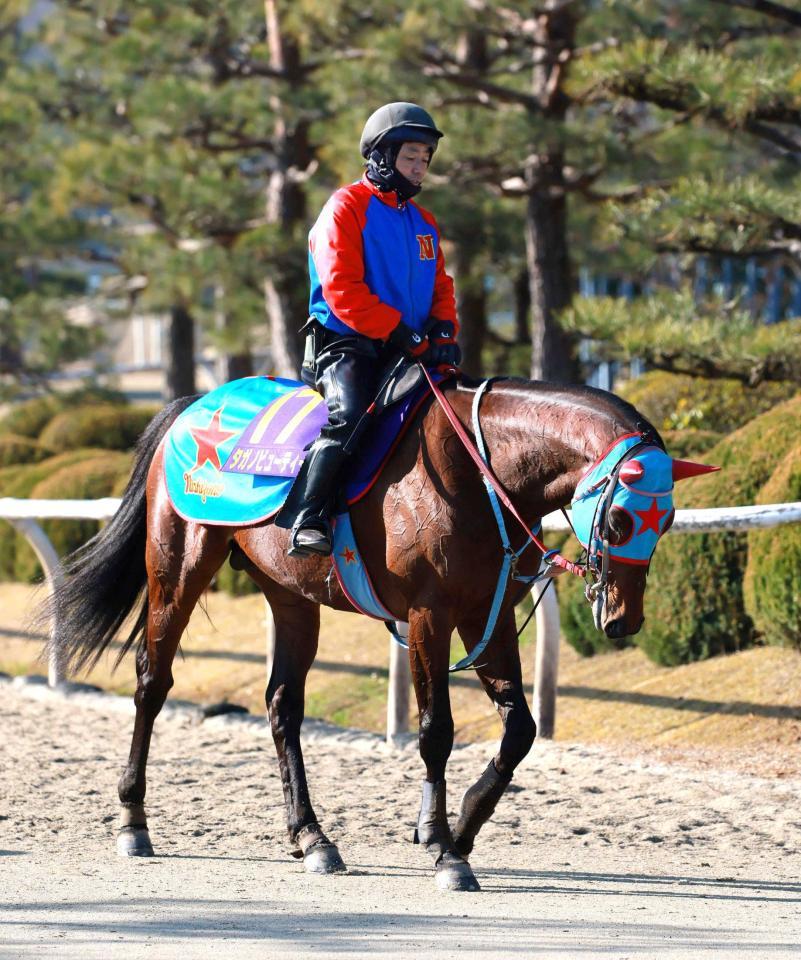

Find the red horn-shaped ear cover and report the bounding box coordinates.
[672,459,721,481]
[620,460,645,484]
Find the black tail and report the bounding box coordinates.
[44,396,197,675]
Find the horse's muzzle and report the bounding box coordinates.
[604,615,644,641]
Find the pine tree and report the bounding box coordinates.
[0,3,102,395]
[559,0,801,384]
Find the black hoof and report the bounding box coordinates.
[304,841,346,875]
[117,826,154,857]
[435,852,480,892]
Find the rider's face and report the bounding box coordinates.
[394,142,431,187]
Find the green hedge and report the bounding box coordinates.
[0,387,127,439]
[661,429,722,460]
[0,434,53,468]
[743,444,801,650]
[617,371,795,434]
[0,449,114,580]
[39,404,157,452]
[9,453,132,583]
[637,394,801,665]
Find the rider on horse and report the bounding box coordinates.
[275,102,461,557]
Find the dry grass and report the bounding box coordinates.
[3,583,800,777]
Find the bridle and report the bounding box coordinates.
[575,436,658,630]
[419,368,668,665]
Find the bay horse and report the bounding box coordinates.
[48,375,687,892]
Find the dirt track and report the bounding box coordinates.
[2,678,801,959]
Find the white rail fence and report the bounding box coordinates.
[2,497,801,746]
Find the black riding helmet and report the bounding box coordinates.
[360,102,443,203]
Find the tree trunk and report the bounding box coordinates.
[514,266,531,345]
[263,0,312,378]
[165,304,196,400]
[453,246,487,378]
[525,153,576,382]
[218,350,254,383]
[526,7,578,383]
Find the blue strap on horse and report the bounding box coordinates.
[445,378,546,672]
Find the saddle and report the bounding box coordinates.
[162,361,442,528]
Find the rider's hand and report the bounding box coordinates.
[427,320,461,369]
[388,320,430,362]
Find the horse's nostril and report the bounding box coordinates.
[605,615,644,640]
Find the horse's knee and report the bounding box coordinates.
[498,703,536,770]
[418,708,454,767]
[268,682,303,740]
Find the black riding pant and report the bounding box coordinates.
[273,326,383,532]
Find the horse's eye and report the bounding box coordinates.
[661,507,675,534]
[607,506,634,546]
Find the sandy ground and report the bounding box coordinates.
[2,677,801,960]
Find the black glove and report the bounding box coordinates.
[427,320,461,369]
[388,320,430,361]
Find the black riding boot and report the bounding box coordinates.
[274,441,347,557]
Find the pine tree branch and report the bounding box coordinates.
[744,119,801,157]
[707,0,801,28]
[419,51,543,112]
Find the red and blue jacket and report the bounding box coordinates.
[308,174,458,340]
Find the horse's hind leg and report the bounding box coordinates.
[117,518,229,857]
[451,610,536,860]
[246,572,345,874]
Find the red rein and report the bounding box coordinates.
[419,365,586,578]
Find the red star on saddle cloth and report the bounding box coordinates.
[190,407,237,473]
[340,546,357,565]
[635,497,669,536]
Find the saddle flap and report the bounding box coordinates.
[374,359,425,412]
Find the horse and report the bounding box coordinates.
[47,374,707,892]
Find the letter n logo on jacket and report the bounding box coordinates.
[416,234,435,260]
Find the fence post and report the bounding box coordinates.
[386,635,411,746]
[8,518,65,687]
[532,582,560,739]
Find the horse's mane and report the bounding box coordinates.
[455,374,663,449]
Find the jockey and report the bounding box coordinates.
[274,101,460,557]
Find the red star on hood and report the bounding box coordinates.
[635,498,669,536]
[190,407,236,473]
[340,546,357,565]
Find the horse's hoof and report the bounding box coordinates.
[435,854,480,892]
[304,841,346,875]
[117,827,154,857]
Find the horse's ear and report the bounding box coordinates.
[672,459,720,482]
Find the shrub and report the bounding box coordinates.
[39,404,157,452]
[743,444,801,650]
[0,434,53,468]
[617,371,796,434]
[661,429,722,460]
[0,449,114,581]
[637,394,801,665]
[13,453,132,582]
[0,386,127,438]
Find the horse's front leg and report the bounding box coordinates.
[452,610,536,859]
[408,605,479,892]
[264,589,345,875]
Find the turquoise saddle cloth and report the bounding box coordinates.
[163,374,434,526]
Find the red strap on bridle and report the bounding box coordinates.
[420,365,586,577]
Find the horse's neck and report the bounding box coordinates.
[475,382,636,518]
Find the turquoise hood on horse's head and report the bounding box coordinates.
[571,434,675,566]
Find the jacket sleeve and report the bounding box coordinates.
[309,190,402,340]
[417,206,459,334]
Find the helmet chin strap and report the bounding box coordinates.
[365,145,422,202]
